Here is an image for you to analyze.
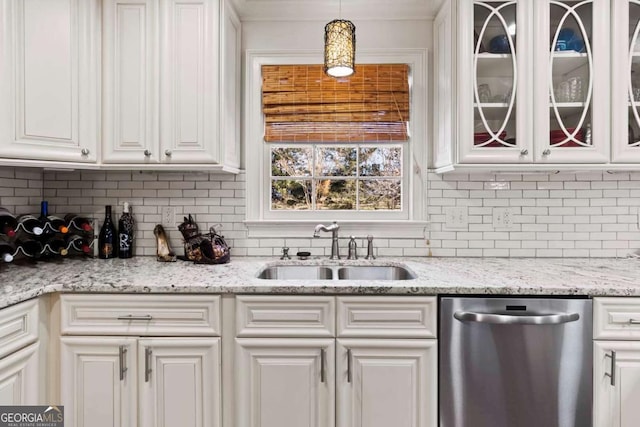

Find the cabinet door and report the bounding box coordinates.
[0,0,99,163]
[458,0,532,164]
[533,0,609,163]
[102,0,159,164]
[138,338,221,427]
[336,339,437,427]
[159,0,220,164]
[612,0,640,163]
[60,337,137,427]
[235,338,335,427]
[0,342,39,405]
[594,341,640,427]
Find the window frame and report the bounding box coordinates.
[244,49,429,238]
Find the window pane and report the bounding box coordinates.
[271,180,312,210]
[359,147,402,176]
[359,179,401,210]
[271,147,312,177]
[316,179,356,210]
[316,147,357,177]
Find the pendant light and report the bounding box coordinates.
[324,0,356,77]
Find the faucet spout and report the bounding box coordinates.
[313,222,340,259]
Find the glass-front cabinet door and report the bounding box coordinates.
[533,0,609,163]
[458,0,531,163]
[612,0,640,163]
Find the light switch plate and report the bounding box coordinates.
[444,207,468,229]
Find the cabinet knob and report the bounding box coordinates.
[144,149,152,157]
[165,150,172,157]
[542,149,551,156]
[520,149,528,155]
[81,148,90,156]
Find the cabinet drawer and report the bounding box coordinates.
[60,294,221,336]
[594,297,640,340]
[0,299,39,359]
[337,296,437,338]
[236,296,335,337]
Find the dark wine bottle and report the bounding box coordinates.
[98,205,117,259]
[118,202,134,259]
[16,214,43,236]
[66,234,92,255]
[45,236,69,256]
[0,207,18,237]
[16,238,43,258]
[39,201,69,235]
[64,214,93,233]
[0,240,16,262]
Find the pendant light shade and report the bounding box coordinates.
[324,19,356,77]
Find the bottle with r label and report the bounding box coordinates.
[118,202,134,258]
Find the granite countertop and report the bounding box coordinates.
[2,256,640,309]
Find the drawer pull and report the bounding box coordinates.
[347,348,352,383]
[117,315,153,321]
[605,350,616,386]
[320,348,326,383]
[119,345,128,381]
[629,319,640,324]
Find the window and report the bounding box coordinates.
[245,50,428,238]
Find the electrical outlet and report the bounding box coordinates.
[444,207,468,229]
[161,207,176,228]
[493,207,514,229]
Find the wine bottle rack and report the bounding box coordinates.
[9,238,96,259]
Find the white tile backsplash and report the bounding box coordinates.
[0,167,638,257]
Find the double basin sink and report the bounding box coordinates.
[257,264,416,281]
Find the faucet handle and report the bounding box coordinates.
[365,235,375,260]
[280,247,291,260]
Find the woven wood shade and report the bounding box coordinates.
[262,64,409,142]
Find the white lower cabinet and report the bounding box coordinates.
[593,297,640,427]
[234,295,438,427]
[61,336,220,427]
[336,339,436,427]
[0,341,39,405]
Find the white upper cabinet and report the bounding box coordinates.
[434,0,610,171]
[103,0,241,169]
[0,0,100,163]
[612,0,640,163]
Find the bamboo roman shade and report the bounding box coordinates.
[262,64,409,143]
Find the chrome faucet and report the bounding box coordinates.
[313,221,340,260]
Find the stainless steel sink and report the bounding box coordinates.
[257,264,416,280]
[337,265,416,280]
[257,265,333,280]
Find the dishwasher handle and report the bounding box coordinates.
[454,311,580,325]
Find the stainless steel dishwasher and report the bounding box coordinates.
[440,296,592,427]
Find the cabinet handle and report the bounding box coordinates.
[520,149,528,155]
[117,314,153,321]
[320,348,326,383]
[81,148,90,156]
[145,347,152,382]
[144,149,152,157]
[165,149,172,157]
[347,348,352,383]
[119,345,128,381]
[629,319,640,324]
[542,149,551,156]
[605,350,616,386]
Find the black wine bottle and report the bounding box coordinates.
[0,207,18,237]
[98,206,117,259]
[0,240,16,262]
[40,201,68,235]
[16,214,43,236]
[45,236,69,256]
[118,202,134,259]
[64,214,93,233]
[66,234,92,255]
[16,238,43,258]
